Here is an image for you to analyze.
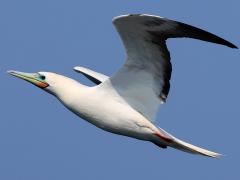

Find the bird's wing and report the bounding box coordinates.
[99,14,237,121]
[74,66,109,84]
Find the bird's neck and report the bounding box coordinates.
[55,82,90,119]
[47,79,87,103]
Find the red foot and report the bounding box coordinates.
[154,132,173,143]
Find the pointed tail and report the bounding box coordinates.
[153,127,221,158]
[171,137,221,158]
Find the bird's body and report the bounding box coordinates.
[8,14,237,158]
[49,76,160,142]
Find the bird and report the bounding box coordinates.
[8,14,237,158]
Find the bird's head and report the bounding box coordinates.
[7,70,79,96]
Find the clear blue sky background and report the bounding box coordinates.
[0,0,239,179]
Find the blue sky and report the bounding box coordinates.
[0,0,239,179]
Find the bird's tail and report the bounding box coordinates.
[153,127,221,158]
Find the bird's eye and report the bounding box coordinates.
[39,75,46,80]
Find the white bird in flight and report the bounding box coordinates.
[8,14,237,158]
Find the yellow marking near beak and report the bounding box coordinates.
[8,70,49,88]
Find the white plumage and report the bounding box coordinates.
[8,14,237,158]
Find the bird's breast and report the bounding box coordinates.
[59,90,155,140]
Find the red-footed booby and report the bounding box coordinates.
[8,14,237,158]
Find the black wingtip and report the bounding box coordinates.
[228,43,238,49]
[175,21,238,50]
[221,38,238,49]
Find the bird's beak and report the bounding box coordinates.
[7,70,49,88]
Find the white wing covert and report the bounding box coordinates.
[99,14,237,122]
[74,66,109,84]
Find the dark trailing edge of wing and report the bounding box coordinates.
[142,14,238,102]
[113,14,237,103]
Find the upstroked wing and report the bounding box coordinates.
[98,14,237,121]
